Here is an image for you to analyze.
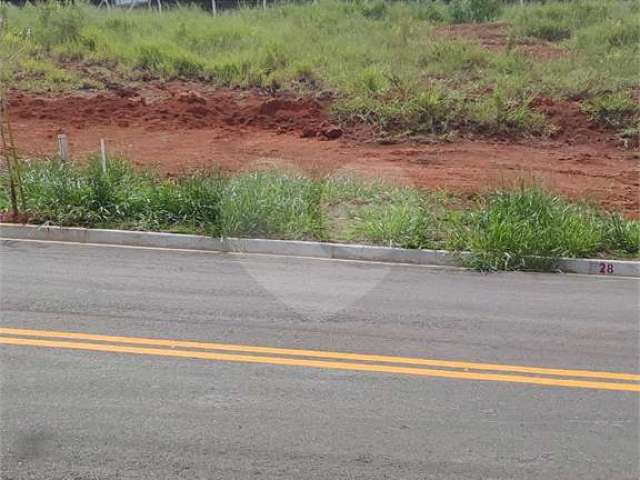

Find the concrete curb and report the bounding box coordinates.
[1,223,638,278]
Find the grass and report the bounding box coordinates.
[1,1,638,136]
[16,157,225,234]
[582,91,640,130]
[219,170,325,240]
[451,189,607,270]
[2,158,638,271]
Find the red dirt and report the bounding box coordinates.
[9,83,342,140]
[7,84,639,217]
[435,22,566,60]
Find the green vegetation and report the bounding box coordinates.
[453,189,608,270]
[2,158,638,271]
[582,91,640,130]
[16,158,225,233]
[1,0,638,136]
[220,170,324,239]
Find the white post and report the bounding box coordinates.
[57,134,69,163]
[212,0,217,15]
[100,139,108,174]
[157,0,162,14]
[263,0,266,10]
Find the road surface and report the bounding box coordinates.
[1,239,638,479]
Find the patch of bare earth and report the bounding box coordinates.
[435,22,566,60]
[7,82,639,217]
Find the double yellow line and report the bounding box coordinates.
[1,327,638,392]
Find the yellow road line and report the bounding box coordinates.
[1,327,638,382]
[1,336,639,393]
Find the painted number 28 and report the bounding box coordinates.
[599,263,614,274]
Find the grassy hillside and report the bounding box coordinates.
[1,0,639,136]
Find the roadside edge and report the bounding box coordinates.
[1,223,638,278]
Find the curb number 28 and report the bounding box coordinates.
[599,263,614,275]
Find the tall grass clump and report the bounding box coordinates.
[14,158,224,233]
[601,214,640,256]
[448,0,503,24]
[219,170,324,239]
[142,172,224,233]
[322,177,436,248]
[456,188,604,271]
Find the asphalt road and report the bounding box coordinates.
[0,239,638,480]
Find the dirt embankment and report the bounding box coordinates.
[7,82,639,217]
[10,84,343,140]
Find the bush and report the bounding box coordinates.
[469,90,547,135]
[358,0,388,20]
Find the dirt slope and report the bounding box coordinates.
[7,83,639,217]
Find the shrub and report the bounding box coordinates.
[358,0,388,20]
[469,90,546,135]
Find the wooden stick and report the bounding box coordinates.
[57,134,69,163]
[100,139,108,174]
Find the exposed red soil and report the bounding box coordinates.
[9,83,343,140]
[6,83,639,217]
[0,210,30,224]
[435,22,566,60]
